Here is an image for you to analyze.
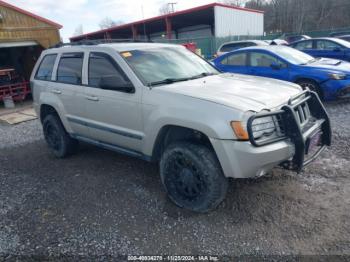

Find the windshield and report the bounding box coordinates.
[273,47,315,65]
[120,47,219,86]
[332,38,350,48]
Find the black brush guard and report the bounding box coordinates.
[247,90,332,173]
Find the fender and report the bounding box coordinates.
[39,91,73,133]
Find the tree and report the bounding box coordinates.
[244,0,350,34]
[221,0,247,7]
[99,17,123,29]
[73,24,83,36]
[159,3,171,15]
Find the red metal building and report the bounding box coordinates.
[70,3,264,42]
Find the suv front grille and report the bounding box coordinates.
[295,102,311,126]
[247,90,332,172]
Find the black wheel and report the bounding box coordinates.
[160,142,228,213]
[296,79,323,99]
[43,114,78,158]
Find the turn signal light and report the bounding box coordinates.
[231,121,249,140]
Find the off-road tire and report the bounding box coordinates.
[296,79,324,100]
[160,142,228,213]
[43,114,78,158]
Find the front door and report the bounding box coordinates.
[314,40,346,60]
[248,51,290,81]
[82,51,143,152]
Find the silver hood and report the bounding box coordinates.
[157,73,302,112]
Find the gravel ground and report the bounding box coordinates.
[0,101,349,260]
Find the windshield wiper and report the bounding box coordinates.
[148,77,192,87]
[190,72,216,79]
[148,72,216,87]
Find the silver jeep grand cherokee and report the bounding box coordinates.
[30,41,331,212]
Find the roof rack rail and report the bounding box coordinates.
[49,39,153,49]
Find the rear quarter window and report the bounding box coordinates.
[35,54,57,81]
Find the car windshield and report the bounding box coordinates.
[273,47,315,65]
[120,46,219,86]
[331,38,350,48]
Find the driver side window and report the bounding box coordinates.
[250,52,286,68]
[316,40,342,50]
[88,52,130,89]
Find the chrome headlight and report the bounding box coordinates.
[329,73,346,80]
[251,115,277,139]
[231,111,281,141]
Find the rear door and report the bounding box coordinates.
[247,51,290,81]
[33,53,57,104]
[81,51,143,152]
[216,52,249,75]
[52,52,90,137]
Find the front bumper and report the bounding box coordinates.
[210,138,295,178]
[321,79,350,100]
[212,91,331,178]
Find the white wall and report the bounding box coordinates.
[214,6,264,37]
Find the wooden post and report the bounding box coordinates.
[131,25,138,40]
[165,17,172,40]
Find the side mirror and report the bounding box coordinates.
[270,62,281,70]
[99,76,134,93]
[333,47,342,52]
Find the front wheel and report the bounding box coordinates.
[296,79,323,100]
[160,142,228,213]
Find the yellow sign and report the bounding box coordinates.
[121,52,132,58]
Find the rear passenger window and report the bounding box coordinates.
[35,54,57,81]
[57,53,83,85]
[221,53,247,66]
[88,52,128,88]
[294,41,313,50]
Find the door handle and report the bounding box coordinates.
[51,89,62,94]
[85,95,99,101]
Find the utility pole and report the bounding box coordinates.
[167,2,177,13]
[141,4,147,40]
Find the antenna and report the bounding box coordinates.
[141,5,147,40]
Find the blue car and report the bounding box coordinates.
[290,37,350,62]
[213,46,350,100]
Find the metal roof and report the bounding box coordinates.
[0,0,62,29]
[70,2,263,41]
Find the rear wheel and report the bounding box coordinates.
[160,142,228,213]
[296,79,323,100]
[43,114,78,158]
